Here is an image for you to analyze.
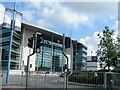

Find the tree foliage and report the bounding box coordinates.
[97,26,117,70]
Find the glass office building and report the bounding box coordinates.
[0,7,87,72]
[35,39,63,72]
[0,28,21,70]
[73,42,87,71]
[1,22,87,72]
[0,6,22,70]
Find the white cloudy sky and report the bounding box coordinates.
[0,1,119,56]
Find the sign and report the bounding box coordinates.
[14,12,22,32]
[36,48,40,53]
[2,8,12,29]
[92,56,97,62]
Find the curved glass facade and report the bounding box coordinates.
[35,39,63,72]
[73,43,87,71]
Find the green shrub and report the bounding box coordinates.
[69,72,104,85]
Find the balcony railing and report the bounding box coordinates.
[12,39,20,46]
[11,49,20,54]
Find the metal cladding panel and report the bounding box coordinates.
[87,62,97,66]
[22,23,63,44]
[22,22,87,49]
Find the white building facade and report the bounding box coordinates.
[86,56,98,71]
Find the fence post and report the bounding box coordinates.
[63,69,69,90]
[64,71,67,90]
[104,72,107,89]
[36,71,38,90]
[21,71,23,86]
[45,72,49,88]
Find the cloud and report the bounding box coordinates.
[18,2,117,32]
[18,2,90,30]
[36,2,90,29]
[60,2,118,17]
[112,21,118,31]
[22,10,36,23]
[80,22,118,56]
[7,1,116,34]
[80,32,100,56]
[111,21,119,41]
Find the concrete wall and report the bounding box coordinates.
[22,29,36,71]
[86,62,97,71]
[86,56,98,71]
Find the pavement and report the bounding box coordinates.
[1,83,26,90]
[1,85,65,90]
[1,84,51,90]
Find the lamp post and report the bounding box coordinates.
[6,1,16,84]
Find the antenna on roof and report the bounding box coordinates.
[69,29,72,38]
[13,0,16,11]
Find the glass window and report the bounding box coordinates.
[35,39,63,72]
[0,36,10,42]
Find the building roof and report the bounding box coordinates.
[22,21,87,49]
[22,22,64,44]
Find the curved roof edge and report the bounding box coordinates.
[22,21,63,37]
[22,21,87,49]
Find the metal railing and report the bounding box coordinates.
[68,72,120,89]
[68,72,104,88]
[105,72,120,89]
[2,71,120,89]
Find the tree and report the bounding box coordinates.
[97,26,117,70]
[115,35,120,70]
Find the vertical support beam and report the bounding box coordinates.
[20,27,25,70]
[20,28,25,86]
[75,41,77,71]
[50,37,53,72]
[6,1,16,84]
[36,54,39,71]
[0,47,2,79]
[70,38,73,73]
[41,39,44,70]
[6,29,13,84]
[104,72,107,89]
[62,34,65,73]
